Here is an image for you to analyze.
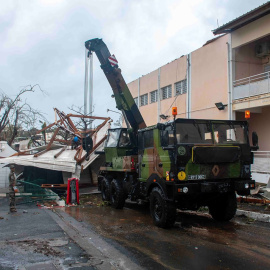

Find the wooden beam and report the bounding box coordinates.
[41,184,68,188]
[54,146,67,158]
[35,119,62,134]
[34,127,60,157]
[67,114,110,121]
[77,135,107,164]
[74,145,84,162]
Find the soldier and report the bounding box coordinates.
[9,164,17,213]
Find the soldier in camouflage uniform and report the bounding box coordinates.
[9,164,17,213]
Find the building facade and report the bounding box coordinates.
[127,2,270,153]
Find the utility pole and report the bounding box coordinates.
[89,52,93,129]
[84,48,89,116]
[84,48,94,130]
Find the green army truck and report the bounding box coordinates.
[85,38,258,228]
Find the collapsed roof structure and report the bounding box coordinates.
[0,108,111,185]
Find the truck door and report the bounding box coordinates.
[139,130,155,181]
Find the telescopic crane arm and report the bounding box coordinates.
[85,38,146,133]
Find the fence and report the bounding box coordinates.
[16,179,58,204]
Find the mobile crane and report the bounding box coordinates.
[85,38,258,228]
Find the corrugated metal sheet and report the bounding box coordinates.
[0,148,79,173]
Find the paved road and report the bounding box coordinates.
[0,197,143,270]
[64,195,270,270]
[0,198,98,270]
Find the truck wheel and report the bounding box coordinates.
[110,179,125,209]
[209,192,237,221]
[150,187,176,228]
[101,178,110,202]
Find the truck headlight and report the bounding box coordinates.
[183,187,188,193]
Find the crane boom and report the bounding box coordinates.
[85,38,146,132]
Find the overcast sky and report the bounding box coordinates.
[0,0,267,127]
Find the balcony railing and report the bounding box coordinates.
[233,71,270,100]
[251,151,270,174]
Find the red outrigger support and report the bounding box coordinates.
[66,178,80,205]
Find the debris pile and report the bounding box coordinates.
[13,108,111,165]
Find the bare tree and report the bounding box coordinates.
[68,105,94,131]
[0,85,47,146]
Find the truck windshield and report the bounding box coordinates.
[106,129,121,147]
[175,123,212,144]
[212,123,247,144]
[173,122,247,145]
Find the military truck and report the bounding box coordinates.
[85,38,258,228]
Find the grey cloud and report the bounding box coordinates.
[0,0,267,126]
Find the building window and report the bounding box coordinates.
[150,90,158,103]
[134,97,138,106]
[175,79,187,96]
[161,85,172,100]
[140,94,148,106]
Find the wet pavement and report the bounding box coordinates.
[0,196,143,270]
[0,198,96,270]
[64,195,270,270]
[1,193,269,270]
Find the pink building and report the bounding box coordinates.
[128,2,270,154]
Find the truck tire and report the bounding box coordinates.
[110,179,125,209]
[150,187,176,228]
[101,177,110,202]
[209,192,237,221]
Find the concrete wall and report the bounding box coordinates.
[129,60,189,126]
[128,35,229,125]
[234,42,263,81]
[139,70,159,125]
[191,35,229,119]
[247,106,270,151]
[160,56,187,120]
[236,106,270,151]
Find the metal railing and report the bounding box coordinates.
[233,71,270,100]
[251,151,270,174]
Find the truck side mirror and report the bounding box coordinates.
[252,132,258,146]
[157,123,165,130]
[251,131,259,151]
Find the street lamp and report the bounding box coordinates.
[107,108,122,115]
[215,102,227,110]
[160,114,169,120]
[107,109,122,127]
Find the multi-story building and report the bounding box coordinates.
[128,2,270,154]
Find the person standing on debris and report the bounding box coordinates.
[9,165,17,213]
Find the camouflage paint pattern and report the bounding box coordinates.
[139,127,244,183]
[140,129,171,181]
[100,155,137,172]
[102,124,246,185]
[185,160,241,180]
[105,147,127,163]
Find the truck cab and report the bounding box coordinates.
[135,118,257,227]
[138,119,255,196]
